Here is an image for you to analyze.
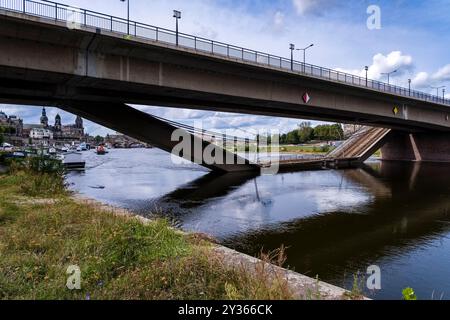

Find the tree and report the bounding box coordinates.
[95,135,104,144]
[297,122,314,143]
[286,130,299,144]
[313,124,344,141]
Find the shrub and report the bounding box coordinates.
[8,155,67,197]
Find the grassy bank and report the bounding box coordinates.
[0,162,297,300]
[278,145,333,154]
[226,144,334,155]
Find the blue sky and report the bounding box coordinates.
[1,0,450,136]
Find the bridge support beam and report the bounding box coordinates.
[381,131,450,162]
[58,101,260,173]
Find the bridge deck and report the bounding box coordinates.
[0,0,448,107]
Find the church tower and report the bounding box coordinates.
[54,114,62,132]
[40,107,48,127]
[75,115,83,129]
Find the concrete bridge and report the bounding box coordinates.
[0,0,450,170]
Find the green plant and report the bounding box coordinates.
[343,272,365,300]
[7,155,67,197]
[402,287,417,300]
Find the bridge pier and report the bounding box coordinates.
[381,131,450,163]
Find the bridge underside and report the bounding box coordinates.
[381,131,450,163]
[0,12,450,134]
[1,12,450,166]
[60,102,259,173]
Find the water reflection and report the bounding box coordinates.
[67,150,450,300]
[223,162,450,299]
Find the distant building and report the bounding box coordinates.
[30,127,53,140]
[0,110,23,136]
[0,107,86,146]
[105,133,148,148]
[40,107,49,127]
[36,107,84,141]
[60,115,84,139]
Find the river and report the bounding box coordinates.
[66,148,450,300]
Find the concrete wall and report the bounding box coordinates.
[382,131,450,162]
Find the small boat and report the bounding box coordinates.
[3,151,26,159]
[48,147,57,155]
[62,152,85,170]
[79,142,89,151]
[12,151,26,158]
[96,145,107,155]
[1,143,13,152]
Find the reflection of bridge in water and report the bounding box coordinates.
[140,162,450,296]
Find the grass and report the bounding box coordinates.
[277,145,333,154]
[0,165,298,300]
[226,144,334,154]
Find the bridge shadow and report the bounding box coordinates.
[136,170,259,218]
[220,161,450,288]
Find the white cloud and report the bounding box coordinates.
[432,64,450,81]
[410,64,450,89]
[292,0,334,15]
[273,11,285,31]
[335,51,414,84]
[412,71,429,88]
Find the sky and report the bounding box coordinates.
[1,0,450,137]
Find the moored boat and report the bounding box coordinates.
[96,145,107,155]
[62,152,85,170]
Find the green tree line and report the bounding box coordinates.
[272,122,344,145]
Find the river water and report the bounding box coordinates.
[66,148,450,300]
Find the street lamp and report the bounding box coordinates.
[408,78,411,95]
[381,69,397,85]
[431,85,445,97]
[120,0,130,35]
[365,66,369,87]
[173,10,181,46]
[298,44,314,73]
[289,44,295,71]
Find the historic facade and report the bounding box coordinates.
[0,110,23,136]
[1,108,84,142]
[40,107,85,140]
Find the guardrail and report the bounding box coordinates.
[1,0,449,106]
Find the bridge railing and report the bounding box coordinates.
[1,0,449,106]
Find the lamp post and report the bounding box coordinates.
[173,10,181,46]
[120,0,130,35]
[431,85,445,99]
[298,44,314,73]
[289,44,295,71]
[408,78,411,95]
[381,69,397,85]
[365,66,369,87]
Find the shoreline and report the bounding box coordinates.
[72,193,360,300]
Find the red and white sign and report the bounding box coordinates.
[302,92,311,104]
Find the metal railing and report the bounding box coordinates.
[1,0,449,106]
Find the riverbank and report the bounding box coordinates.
[0,165,356,300]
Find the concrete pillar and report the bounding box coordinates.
[381,131,450,162]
